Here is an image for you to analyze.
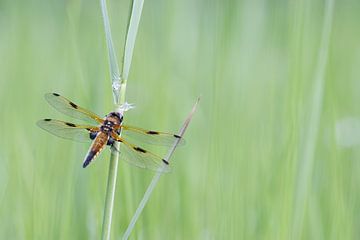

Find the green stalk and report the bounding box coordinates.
[102,142,120,240]
[100,0,144,239]
[101,85,127,240]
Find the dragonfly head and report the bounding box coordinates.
[107,111,123,124]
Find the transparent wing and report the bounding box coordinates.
[45,93,104,125]
[119,125,184,147]
[111,133,171,173]
[37,119,99,142]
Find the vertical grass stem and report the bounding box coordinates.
[100,0,144,239]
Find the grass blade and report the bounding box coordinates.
[122,0,144,81]
[99,0,121,105]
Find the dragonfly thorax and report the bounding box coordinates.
[100,120,114,134]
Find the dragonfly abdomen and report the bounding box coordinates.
[83,132,108,168]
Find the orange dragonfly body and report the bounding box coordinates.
[37,93,182,172]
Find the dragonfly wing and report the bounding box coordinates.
[120,125,184,147]
[37,119,99,142]
[45,93,104,125]
[111,133,171,173]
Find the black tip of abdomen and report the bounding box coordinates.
[82,161,89,168]
[83,151,96,168]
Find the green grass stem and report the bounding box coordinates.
[100,0,144,239]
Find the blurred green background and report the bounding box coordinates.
[1,0,360,239]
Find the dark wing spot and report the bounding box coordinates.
[53,93,60,96]
[162,159,169,165]
[65,122,76,127]
[133,146,146,153]
[69,101,78,109]
[44,119,51,121]
[174,134,181,138]
[147,130,159,135]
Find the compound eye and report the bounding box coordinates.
[111,112,120,118]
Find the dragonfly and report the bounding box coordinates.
[37,93,183,172]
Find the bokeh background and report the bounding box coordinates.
[1,0,360,239]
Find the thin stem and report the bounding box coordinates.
[102,83,128,240]
[102,144,120,240]
[122,97,200,240]
[100,0,144,239]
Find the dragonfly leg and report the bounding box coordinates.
[107,137,115,146]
